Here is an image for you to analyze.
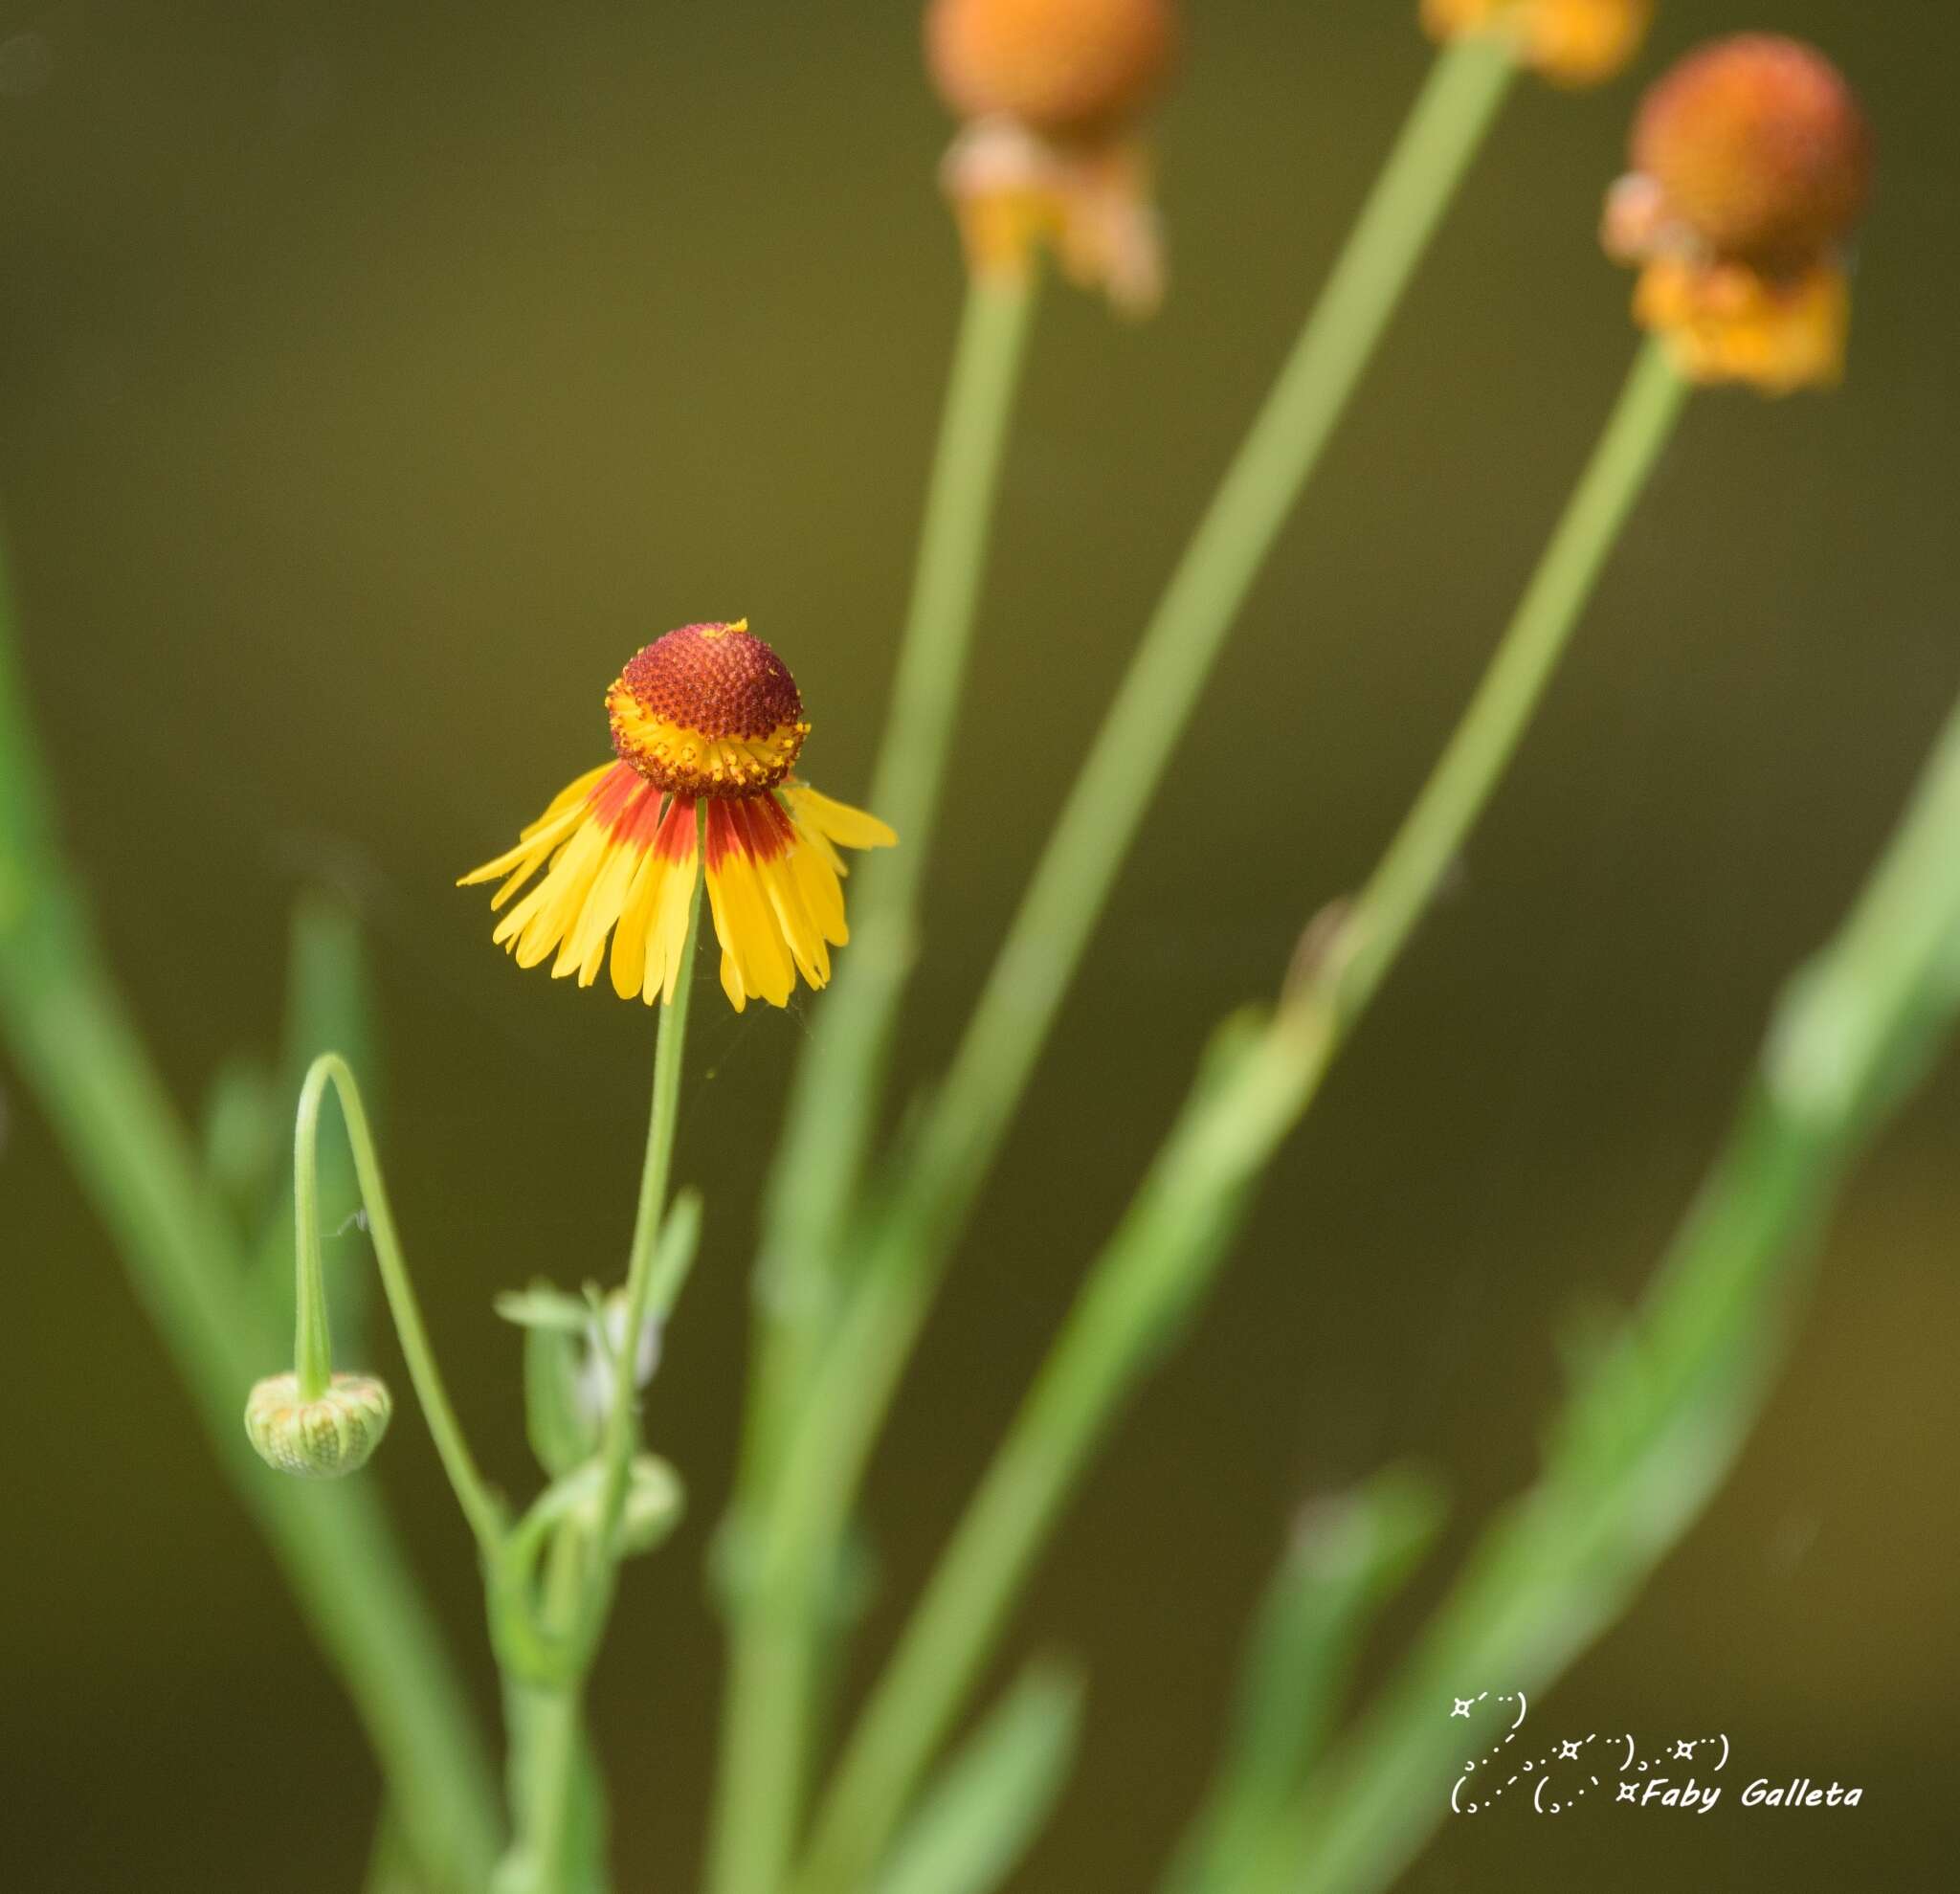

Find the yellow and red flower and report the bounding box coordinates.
[925,0,1179,313]
[1422,0,1650,87]
[1603,35,1873,392]
[461,622,895,1012]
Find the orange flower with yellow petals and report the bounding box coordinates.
[1603,35,1873,393]
[925,0,1178,313]
[1422,0,1650,87]
[461,623,896,1013]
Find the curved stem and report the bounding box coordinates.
[296,1053,506,1557]
[0,543,502,1884]
[791,343,1689,1892]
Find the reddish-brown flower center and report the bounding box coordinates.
[1631,34,1871,272]
[607,620,809,798]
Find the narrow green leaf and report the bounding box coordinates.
[1165,1469,1442,1894]
[874,1666,1083,1894]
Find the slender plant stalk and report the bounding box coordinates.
[882,34,1516,1279]
[294,1053,506,1554]
[722,45,1515,1889]
[595,858,704,1552]
[506,1525,606,1894]
[1333,339,1686,1017]
[1254,671,1960,1894]
[709,276,1038,1894]
[0,551,503,1888]
[758,274,1038,1326]
[509,864,704,1894]
[752,17,1514,1682]
[789,341,1687,1891]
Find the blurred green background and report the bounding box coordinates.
[3,2,1956,1887]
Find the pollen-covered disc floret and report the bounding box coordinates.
[1603,36,1872,392]
[1422,0,1650,87]
[461,621,896,1013]
[927,0,1178,315]
[608,620,811,797]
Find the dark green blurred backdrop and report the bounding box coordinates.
[3,3,1956,1888]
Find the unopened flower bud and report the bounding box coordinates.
[245,1371,392,1478]
[605,1453,685,1558]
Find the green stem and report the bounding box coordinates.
[710,275,1037,1894]
[736,43,1514,1870]
[758,35,1519,1599]
[508,1526,600,1894]
[1258,677,1960,1894]
[753,275,1037,1455]
[593,848,703,1555]
[504,854,702,1894]
[296,1054,507,1556]
[895,35,1514,1269]
[1333,338,1687,1019]
[790,342,1686,1891]
[0,553,502,1883]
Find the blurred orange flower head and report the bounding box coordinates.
[1604,35,1873,392]
[1422,0,1651,87]
[925,0,1179,313]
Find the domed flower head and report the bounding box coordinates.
[1422,0,1650,86]
[461,622,895,1013]
[925,0,1179,313]
[1604,35,1873,392]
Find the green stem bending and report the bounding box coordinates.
[294,1054,506,1556]
[0,544,502,1888]
[710,275,1037,1894]
[790,341,1687,1891]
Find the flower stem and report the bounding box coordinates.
[1331,338,1688,1022]
[899,36,1514,1258]
[725,43,1515,1876]
[0,547,503,1889]
[295,1053,507,1556]
[501,848,704,1894]
[593,844,704,1553]
[789,340,1687,1894]
[756,274,1037,1438]
[1262,680,1960,1894]
[708,274,1037,1894]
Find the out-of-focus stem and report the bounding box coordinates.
[727,48,1512,1889]
[0,546,502,1889]
[789,338,1683,1894]
[710,274,1037,1894]
[1258,671,1960,1894]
